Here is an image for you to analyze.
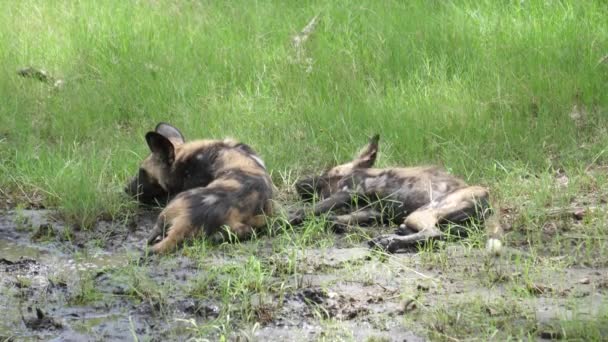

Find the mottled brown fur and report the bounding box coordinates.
[291,135,502,253]
[126,123,273,254]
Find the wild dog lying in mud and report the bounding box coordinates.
[125,123,273,254]
[289,135,502,254]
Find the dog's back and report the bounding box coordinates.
[292,134,502,255]
[342,166,468,213]
[148,140,273,254]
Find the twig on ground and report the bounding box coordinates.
[343,280,398,294]
[545,206,598,220]
[385,256,440,283]
[562,234,607,240]
[17,67,64,89]
[291,15,320,72]
[292,15,320,50]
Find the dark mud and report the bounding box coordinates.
[0,209,423,341]
[0,209,173,341]
[1,208,607,341]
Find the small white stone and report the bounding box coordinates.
[486,238,503,256]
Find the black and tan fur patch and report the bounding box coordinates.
[291,134,502,254]
[125,123,273,254]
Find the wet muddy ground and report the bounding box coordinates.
[1,207,607,341]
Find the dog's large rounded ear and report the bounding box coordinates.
[155,122,185,145]
[145,132,175,164]
[354,134,380,168]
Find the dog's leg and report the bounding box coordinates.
[369,228,443,253]
[151,216,195,254]
[213,221,254,244]
[147,213,170,245]
[370,186,490,253]
[247,214,268,229]
[328,208,382,232]
[429,185,502,254]
[230,222,254,239]
[288,191,353,226]
[436,186,492,225]
[369,205,444,252]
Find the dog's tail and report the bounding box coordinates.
[473,190,503,256]
[485,209,503,256]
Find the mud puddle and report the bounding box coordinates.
[0,209,426,341]
[2,208,607,341]
[0,209,191,341]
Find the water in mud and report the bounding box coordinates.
[0,209,424,341]
[1,208,607,341]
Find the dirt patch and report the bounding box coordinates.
[0,209,422,340]
[1,208,607,341]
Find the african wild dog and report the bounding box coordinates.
[125,123,273,254]
[289,135,502,254]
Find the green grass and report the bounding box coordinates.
[1,1,608,341]
[1,0,607,225]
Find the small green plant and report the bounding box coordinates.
[69,271,103,305]
[417,297,536,340]
[14,276,32,289]
[13,205,32,232]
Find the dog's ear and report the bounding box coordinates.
[155,122,185,145]
[353,134,379,168]
[146,132,176,164]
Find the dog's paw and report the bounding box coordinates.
[207,235,222,245]
[147,228,165,246]
[395,223,416,236]
[287,210,306,226]
[368,234,398,253]
[328,222,349,234]
[325,215,349,234]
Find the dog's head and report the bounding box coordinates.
[295,134,379,201]
[126,123,267,205]
[125,123,188,205]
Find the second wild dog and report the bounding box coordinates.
[289,134,502,254]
